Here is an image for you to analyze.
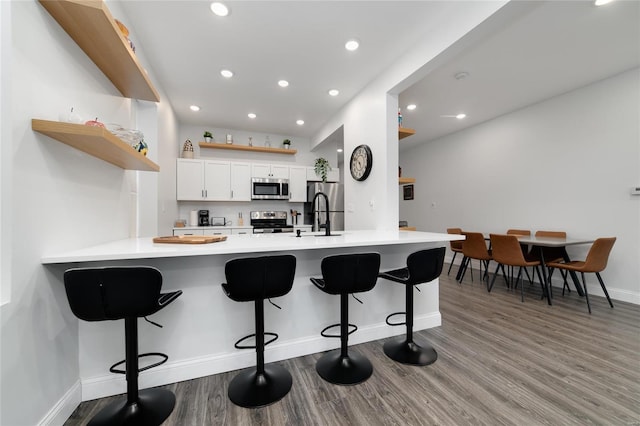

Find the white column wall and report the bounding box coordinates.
[400,69,640,304]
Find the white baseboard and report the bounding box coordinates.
[38,380,81,426]
[81,312,441,401]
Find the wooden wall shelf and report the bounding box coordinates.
[399,226,417,231]
[399,127,416,140]
[39,0,160,102]
[399,177,415,184]
[199,142,297,155]
[32,119,160,172]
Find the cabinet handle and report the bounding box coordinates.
[231,190,234,198]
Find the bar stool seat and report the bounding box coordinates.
[378,247,445,366]
[310,252,380,385]
[64,266,182,426]
[222,254,296,408]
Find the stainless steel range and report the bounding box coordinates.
[250,211,294,233]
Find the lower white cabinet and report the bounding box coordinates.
[173,229,204,236]
[231,228,251,235]
[203,228,231,236]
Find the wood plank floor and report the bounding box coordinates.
[64,269,640,425]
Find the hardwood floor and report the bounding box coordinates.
[64,269,640,425]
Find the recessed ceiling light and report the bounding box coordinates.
[296,120,305,125]
[248,113,256,119]
[345,39,359,51]
[210,2,229,16]
[454,71,469,80]
[456,113,467,119]
[189,105,200,112]
[337,148,343,153]
[594,0,614,5]
[328,89,339,97]
[220,69,233,78]
[278,80,289,88]
[406,104,417,111]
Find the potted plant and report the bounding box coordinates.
[314,157,331,182]
[203,131,213,143]
[282,139,291,149]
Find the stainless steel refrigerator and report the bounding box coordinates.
[304,182,344,232]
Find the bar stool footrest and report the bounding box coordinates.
[109,352,168,374]
[320,323,357,338]
[234,332,278,350]
[385,312,406,327]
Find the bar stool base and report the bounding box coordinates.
[383,338,437,366]
[316,350,373,385]
[228,364,292,408]
[88,388,175,426]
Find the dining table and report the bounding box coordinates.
[455,233,596,305]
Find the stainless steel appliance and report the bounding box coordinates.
[251,178,290,200]
[198,209,209,226]
[304,182,344,232]
[250,211,294,233]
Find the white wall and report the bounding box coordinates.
[400,68,640,304]
[312,2,507,232]
[0,1,175,424]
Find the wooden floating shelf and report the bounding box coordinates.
[399,127,416,140]
[399,177,415,184]
[199,142,297,155]
[399,226,417,231]
[32,119,160,172]
[39,0,160,102]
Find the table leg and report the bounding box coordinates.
[538,248,552,306]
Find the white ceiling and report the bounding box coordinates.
[118,1,639,148]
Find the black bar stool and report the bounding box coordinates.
[310,252,380,385]
[378,247,445,366]
[63,266,182,426]
[222,254,296,408]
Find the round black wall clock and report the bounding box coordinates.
[350,144,373,181]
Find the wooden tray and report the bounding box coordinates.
[153,235,227,244]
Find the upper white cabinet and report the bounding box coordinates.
[252,163,289,179]
[177,159,250,201]
[306,167,340,182]
[289,166,308,202]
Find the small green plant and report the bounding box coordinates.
[283,139,291,145]
[314,157,331,182]
[203,131,212,139]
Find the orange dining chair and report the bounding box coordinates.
[506,229,534,284]
[458,232,492,287]
[489,234,546,302]
[446,228,464,276]
[546,237,616,314]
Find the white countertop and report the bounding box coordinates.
[41,230,463,264]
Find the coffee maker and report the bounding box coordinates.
[198,209,209,226]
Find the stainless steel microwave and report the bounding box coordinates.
[251,178,290,200]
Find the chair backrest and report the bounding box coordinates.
[406,247,446,285]
[535,230,566,238]
[583,237,616,273]
[64,266,163,321]
[507,229,531,236]
[447,228,463,250]
[490,234,529,266]
[462,232,491,260]
[320,252,381,295]
[224,255,296,302]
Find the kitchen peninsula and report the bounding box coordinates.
[42,230,461,401]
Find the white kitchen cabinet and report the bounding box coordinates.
[230,162,251,201]
[289,166,308,202]
[176,159,250,201]
[252,163,289,179]
[306,167,340,182]
[294,225,312,233]
[203,228,231,236]
[173,229,204,236]
[231,228,252,235]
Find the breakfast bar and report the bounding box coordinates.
[42,230,462,401]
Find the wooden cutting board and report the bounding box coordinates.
[153,235,228,244]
